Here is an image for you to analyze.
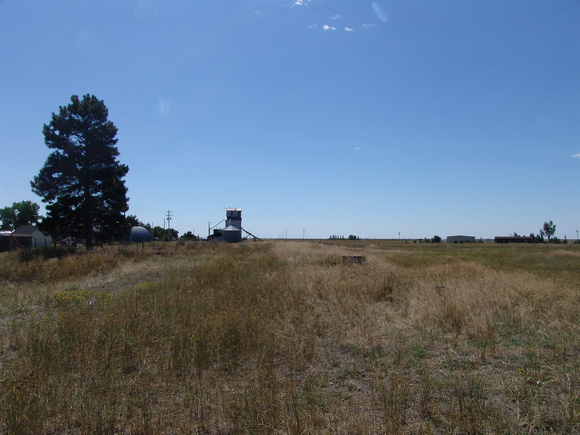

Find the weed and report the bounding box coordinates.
[376,371,409,433]
[0,240,578,432]
[447,371,489,433]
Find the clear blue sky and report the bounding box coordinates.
[1,0,578,239]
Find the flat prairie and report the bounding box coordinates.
[1,240,579,433]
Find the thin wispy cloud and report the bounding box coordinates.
[134,0,158,21]
[311,23,356,32]
[572,153,580,158]
[372,2,388,22]
[303,11,362,33]
[293,0,310,6]
[157,98,170,117]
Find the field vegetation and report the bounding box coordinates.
[1,240,579,433]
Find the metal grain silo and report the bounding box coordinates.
[222,225,242,243]
[225,208,242,229]
[222,208,242,243]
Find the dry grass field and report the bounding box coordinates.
[0,240,579,433]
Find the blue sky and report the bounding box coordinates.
[1,0,578,239]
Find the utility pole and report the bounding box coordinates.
[166,210,173,241]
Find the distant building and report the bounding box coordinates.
[494,236,534,244]
[209,208,243,243]
[0,231,12,252]
[447,235,476,244]
[12,225,53,248]
[128,226,153,243]
[223,208,242,243]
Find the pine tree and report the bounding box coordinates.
[31,95,129,249]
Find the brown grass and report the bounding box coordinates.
[0,240,579,433]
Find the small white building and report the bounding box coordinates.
[447,235,476,244]
[13,225,53,248]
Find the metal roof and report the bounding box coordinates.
[13,225,38,235]
[130,226,153,243]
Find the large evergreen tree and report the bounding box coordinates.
[31,94,129,249]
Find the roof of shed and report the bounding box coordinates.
[13,225,38,235]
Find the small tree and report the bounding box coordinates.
[541,221,556,243]
[432,235,442,243]
[181,231,197,241]
[126,215,144,228]
[31,95,129,249]
[0,201,40,230]
[151,226,178,241]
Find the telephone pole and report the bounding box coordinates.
[166,210,173,241]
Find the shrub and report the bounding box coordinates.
[17,246,74,262]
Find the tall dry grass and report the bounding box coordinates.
[0,240,578,433]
